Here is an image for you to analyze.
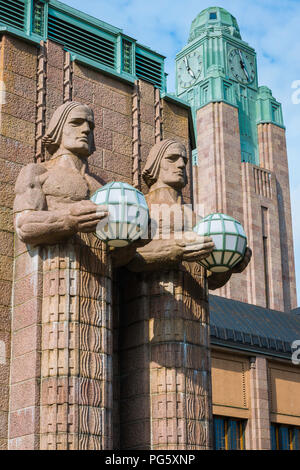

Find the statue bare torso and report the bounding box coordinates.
[13,157,104,246]
[43,164,90,208]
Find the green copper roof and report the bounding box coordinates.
[0,0,167,91]
[189,6,241,42]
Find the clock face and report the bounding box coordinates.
[228,48,255,84]
[178,50,203,89]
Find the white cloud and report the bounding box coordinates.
[62,0,300,304]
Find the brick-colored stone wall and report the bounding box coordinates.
[241,163,284,310]
[196,102,245,302]
[195,102,296,311]
[72,62,134,186]
[258,123,297,311]
[0,34,37,450]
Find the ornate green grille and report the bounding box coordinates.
[33,0,45,35]
[122,40,132,74]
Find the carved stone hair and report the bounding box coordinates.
[142,139,187,188]
[42,101,96,155]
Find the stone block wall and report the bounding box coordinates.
[195,102,245,302]
[257,123,297,311]
[195,102,297,311]
[0,34,37,450]
[241,163,284,310]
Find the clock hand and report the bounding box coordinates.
[184,56,196,79]
[243,65,250,81]
[238,49,246,67]
[238,50,250,81]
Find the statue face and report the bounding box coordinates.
[60,106,95,157]
[157,143,187,190]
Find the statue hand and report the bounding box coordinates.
[68,200,108,233]
[231,246,252,273]
[178,232,215,262]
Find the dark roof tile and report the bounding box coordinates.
[209,294,300,357]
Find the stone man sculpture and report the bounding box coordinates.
[11,102,117,450]
[119,138,251,450]
[127,138,251,285]
[11,102,251,450]
[14,102,108,245]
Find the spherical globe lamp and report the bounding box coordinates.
[91,182,149,248]
[193,213,247,272]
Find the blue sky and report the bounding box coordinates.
[61,0,300,303]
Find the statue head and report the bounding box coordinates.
[42,102,96,158]
[142,139,188,191]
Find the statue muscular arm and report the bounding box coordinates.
[127,231,252,283]
[126,232,215,272]
[14,164,107,246]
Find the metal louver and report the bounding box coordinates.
[0,0,25,31]
[0,1,166,91]
[136,51,163,88]
[48,14,115,69]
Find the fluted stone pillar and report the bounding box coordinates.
[249,356,271,450]
[119,262,212,450]
[9,234,113,450]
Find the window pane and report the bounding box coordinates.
[279,426,290,450]
[270,424,278,450]
[293,429,300,450]
[239,421,245,450]
[228,419,238,450]
[214,417,246,450]
[214,417,225,450]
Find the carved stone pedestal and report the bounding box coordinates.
[9,234,113,450]
[119,263,213,450]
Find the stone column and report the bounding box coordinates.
[257,123,297,311]
[119,263,212,450]
[195,102,245,303]
[248,356,271,450]
[8,237,43,450]
[9,234,113,450]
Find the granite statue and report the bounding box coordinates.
[13,102,108,245]
[127,139,252,287]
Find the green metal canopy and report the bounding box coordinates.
[0,0,167,91]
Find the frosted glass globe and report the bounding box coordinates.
[91,182,149,247]
[194,213,247,272]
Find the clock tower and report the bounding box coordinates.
[176,7,297,312]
